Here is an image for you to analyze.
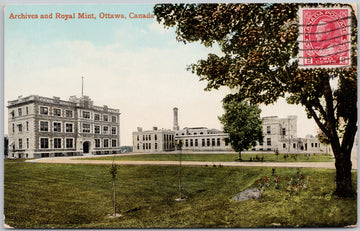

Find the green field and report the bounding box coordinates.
[4,161,356,228]
[82,153,334,162]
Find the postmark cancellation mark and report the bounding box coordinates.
[298,7,351,68]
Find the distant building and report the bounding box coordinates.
[132,109,326,154]
[132,127,175,153]
[174,127,232,152]
[252,116,326,153]
[7,95,120,158]
[132,108,232,153]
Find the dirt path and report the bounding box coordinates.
[26,155,346,169]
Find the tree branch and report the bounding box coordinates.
[305,103,331,139]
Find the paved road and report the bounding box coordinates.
[27,155,352,169]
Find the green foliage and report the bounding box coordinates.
[4,162,356,228]
[218,98,263,155]
[154,3,357,197]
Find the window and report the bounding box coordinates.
[112,116,117,123]
[267,138,271,146]
[103,126,109,134]
[212,138,215,146]
[40,121,49,132]
[40,138,49,149]
[155,134,157,140]
[83,111,90,119]
[94,114,100,121]
[95,139,100,148]
[282,128,286,136]
[65,110,73,118]
[54,108,61,116]
[283,143,286,148]
[103,139,109,148]
[112,139,117,147]
[26,138,29,149]
[267,126,271,134]
[103,115,108,121]
[65,123,73,133]
[66,139,73,148]
[293,143,296,148]
[12,124,14,133]
[54,138,62,149]
[26,107,29,115]
[195,139,198,147]
[112,127,117,135]
[17,124,23,132]
[95,125,100,134]
[53,122,61,132]
[155,143,158,149]
[82,123,90,133]
[202,139,205,146]
[10,110,14,118]
[18,139,22,149]
[40,107,48,115]
[207,139,210,146]
[26,121,29,131]
[217,138,221,146]
[136,135,139,141]
[190,139,193,147]
[185,139,188,147]
[18,108,22,117]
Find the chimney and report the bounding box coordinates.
[173,107,179,131]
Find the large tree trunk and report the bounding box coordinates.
[334,149,354,197]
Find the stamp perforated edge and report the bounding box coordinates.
[297,6,352,69]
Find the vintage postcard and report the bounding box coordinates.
[3,3,358,229]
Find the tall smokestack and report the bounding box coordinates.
[173,107,179,131]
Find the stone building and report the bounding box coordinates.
[132,108,232,153]
[174,127,232,152]
[252,116,326,153]
[132,127,175,153]
[132,109,326,154]
[7,95,120,158]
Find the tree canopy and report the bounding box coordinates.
[154,3,357,197]
[219,98,263,160]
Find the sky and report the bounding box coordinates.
[4,4,319,146]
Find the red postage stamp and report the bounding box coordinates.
[298,7,351,68]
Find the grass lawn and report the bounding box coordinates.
[82,153,334,162]
[4,161,356,228]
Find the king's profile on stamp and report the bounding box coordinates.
[299,7,351,68]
